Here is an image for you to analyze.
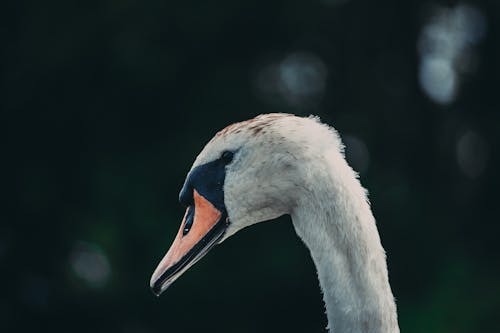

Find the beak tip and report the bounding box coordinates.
[150,281,163,297]
[150,274,163,297]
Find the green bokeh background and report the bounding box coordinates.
[3,0,499,332]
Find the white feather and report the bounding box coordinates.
[190,114,399,333]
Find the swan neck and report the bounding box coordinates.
[291,158,399,333]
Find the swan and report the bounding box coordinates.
[150,113,399,332]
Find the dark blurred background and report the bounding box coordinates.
[2,0,499,332]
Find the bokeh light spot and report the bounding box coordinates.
[70,241,111,288]
[255,52,327,108]
[419,56,457,105]
[418,4,487,105]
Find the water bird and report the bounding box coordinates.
[150,114,399,333]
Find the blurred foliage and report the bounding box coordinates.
[2,0,500,332]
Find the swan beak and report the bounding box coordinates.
[150,190,227,296]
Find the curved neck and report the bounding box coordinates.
[290,154,399,333]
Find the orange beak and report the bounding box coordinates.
[150,189,228,296]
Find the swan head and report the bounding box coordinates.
[150,113,342,295]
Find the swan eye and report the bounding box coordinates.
[220,150,234,165]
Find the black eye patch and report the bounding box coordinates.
[179,159,227,218]
[177,150,238,236]
[179,184,193,207]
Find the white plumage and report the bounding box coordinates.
[154,113,400,332]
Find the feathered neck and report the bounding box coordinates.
[290,145,399,333]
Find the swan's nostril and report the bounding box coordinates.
[183,206,195,236]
